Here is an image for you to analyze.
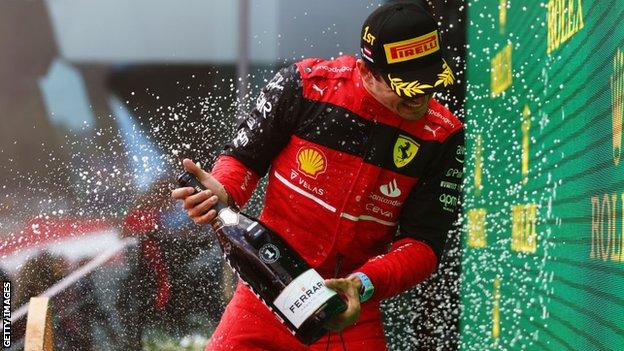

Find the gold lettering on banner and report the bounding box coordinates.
[547,0,584,54]
[590,194,624,261]
[492,277,501,343]
[467,208,487,248]
[612,49,624,166]
[620,194,624,261]
[511,203,537,253]
[522,105,531,184]
[590,196,598,258]
[499,0,507,34]
[491,43,512,97]
[474,134,483,196]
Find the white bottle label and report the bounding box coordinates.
[217,207,239,226]
[273,269,337,328]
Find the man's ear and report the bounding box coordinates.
[356,59,374,84]
[356,59,368,75]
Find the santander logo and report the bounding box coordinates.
[379,179,401,198]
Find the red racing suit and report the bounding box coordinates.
[207,55,464,350]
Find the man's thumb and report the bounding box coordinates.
[182,158,205,179]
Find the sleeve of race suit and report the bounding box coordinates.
[357,129,464,301]
[211,65,303,208]
[357,238,438,302]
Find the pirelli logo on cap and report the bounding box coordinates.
[384,30,440,64]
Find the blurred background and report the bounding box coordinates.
[0,0,466,350]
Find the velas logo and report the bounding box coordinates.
[380,179,401,198]
[393,135,419,168]
[384,30,440,64]
[296,147,327,178]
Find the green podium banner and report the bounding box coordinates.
[460,0,624,350]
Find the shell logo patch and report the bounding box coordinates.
[393,135,419,168]
[297,147,327,178]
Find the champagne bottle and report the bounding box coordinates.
[177,172,347,344]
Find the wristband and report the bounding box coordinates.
[352,272,374,303]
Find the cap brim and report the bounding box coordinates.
[381,58,455,98]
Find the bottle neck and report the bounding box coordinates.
[211,200,229,215]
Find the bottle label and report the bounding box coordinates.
[217,207,239,226]
[259,243,280,263]
[273,269,337,328]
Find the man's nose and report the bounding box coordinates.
[405,94,429,105]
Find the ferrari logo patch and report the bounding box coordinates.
[393,135,419,168]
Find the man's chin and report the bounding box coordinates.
[398,109,427,120]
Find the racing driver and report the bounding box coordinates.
[172,1,464,350]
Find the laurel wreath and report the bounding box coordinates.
[388,60,455,97]
[388,75,433,97]
[435,59,455,87]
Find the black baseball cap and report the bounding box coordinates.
[360,1,455,97]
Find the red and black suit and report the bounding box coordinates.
[207,55,464,351]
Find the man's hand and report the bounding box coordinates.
[323,276,362,331]
[171,158,229,224]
